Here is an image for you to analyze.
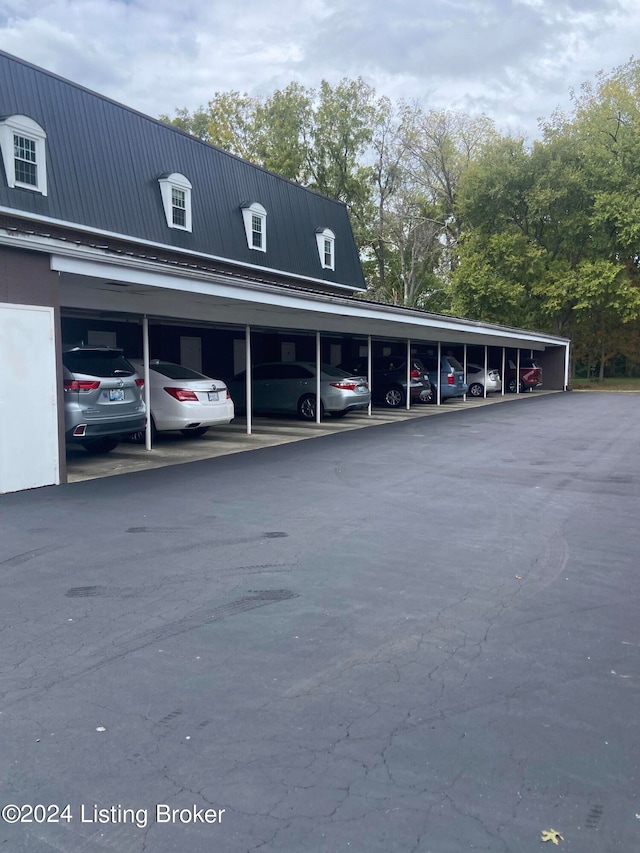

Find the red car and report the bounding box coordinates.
[504,358,542,393]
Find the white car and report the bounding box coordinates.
[466,363,502,397]
[130,360,234,437]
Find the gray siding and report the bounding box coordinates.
[0,51,365,290]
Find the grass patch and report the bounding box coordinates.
[570,377,640,391]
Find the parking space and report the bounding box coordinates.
[51,308,567,490]
[3,392,639,852]
[66,391,556,482]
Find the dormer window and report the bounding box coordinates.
[0,115,47,195]
[158,173,192,232]
[316,228,335,270]
[241,202,267,252]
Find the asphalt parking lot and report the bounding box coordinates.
[1,391,639,852]
[65,392,552,483]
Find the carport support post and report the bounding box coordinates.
[316,331,321,423]
[501,348,506,396]
[367,335,372,416]
[437,342,442,405]
[406,339,411,410]
[142,315,152,450]
[483,345,488,399]
[516,348,521,394]
[245,326,252,436]
[463,344,467,401]
[564,343,570,391]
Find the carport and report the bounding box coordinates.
[53,250,570,449]
[0,50,570,494]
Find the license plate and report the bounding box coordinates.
[355,385,367,394]
[208,391,219,401]
[109,389,125,401]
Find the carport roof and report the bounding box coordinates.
[47,236,569,351]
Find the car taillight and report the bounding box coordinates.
[135,378,144,388]
[330,381,357,391]
[447,374,455,385]
[63,379,100,392]
[410,368,420,378]
[226,389,231,399]
[164,387,199,401]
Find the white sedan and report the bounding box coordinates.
[466,363,502,397]
[130,360,234,437]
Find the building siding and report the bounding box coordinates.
[0,51,365,291]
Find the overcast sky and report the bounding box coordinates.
[0,0,637,139]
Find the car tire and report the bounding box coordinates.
[468,382,484,397]
[508,378,524,393]
[298,394,324,420]
[180,427,209,438]
[81,437,119,454]
[383,386,405,408]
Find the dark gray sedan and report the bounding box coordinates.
[228,362,371,420]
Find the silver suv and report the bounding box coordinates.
[62,346,146,454]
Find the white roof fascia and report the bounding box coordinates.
[49,251,570,349]
[0,207,363,293]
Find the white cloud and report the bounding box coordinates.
[0,0,638,138]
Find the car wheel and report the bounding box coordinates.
[468,382,484,397]
[508,378,524,393]
[383,386,405,408]
[298,394,323,420]
[81,437,119,454]
[180,427,209,438]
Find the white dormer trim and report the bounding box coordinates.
[158,172,192,232]
[241,201,267,252]
[316,227,335,270]
[0,115,47,196]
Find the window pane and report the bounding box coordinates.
[171,188,186,227]
[151,362,208,380]
[251,214,263,247]
[62,351,135,377]
[14,135,36,162]
[13,134,37,186]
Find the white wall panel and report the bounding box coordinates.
[0,303,60,493]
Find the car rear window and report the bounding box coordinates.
[150,362,209,380]
[446,357,463,371]
[63,350,135,377]
[320,364,351,378]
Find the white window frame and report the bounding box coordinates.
[316,227,335,270]
[241,202,267,252]
[0,115,47,196]
[158,173,192,232]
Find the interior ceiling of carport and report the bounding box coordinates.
[54,255,567,352]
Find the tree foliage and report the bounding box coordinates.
[161,60,640,373]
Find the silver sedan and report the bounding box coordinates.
[228,362,371,420]
[466,363,502,397]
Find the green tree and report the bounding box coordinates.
[253,83,313,182]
